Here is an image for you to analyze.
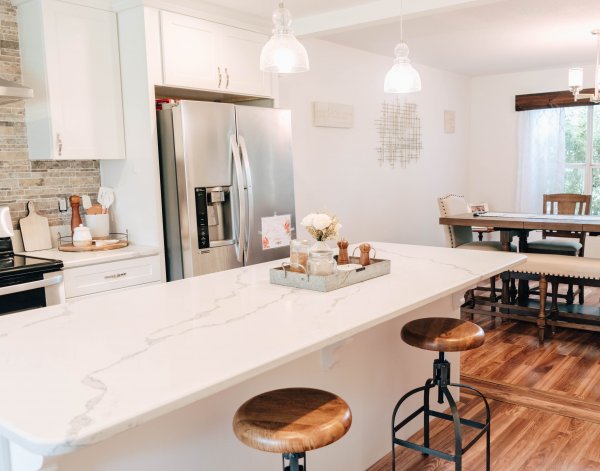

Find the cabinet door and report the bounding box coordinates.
[45,1,125,159]
[161,11,221,90]
[220,27,272,97]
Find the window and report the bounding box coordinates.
[564,106,600,214]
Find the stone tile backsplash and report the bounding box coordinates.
[0,0,101,228]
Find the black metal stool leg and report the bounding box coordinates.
[391,381,434,471]
[441,387,462,471]
[423,380,431,452]
[450,383,491,471]
[282,452,305,471]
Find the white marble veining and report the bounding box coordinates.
[17,245,159,269]
[0,243,525,457]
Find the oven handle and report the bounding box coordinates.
[0,274,63,297]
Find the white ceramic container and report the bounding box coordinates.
[84,213,110,238]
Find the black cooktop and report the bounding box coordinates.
[0,238,63,284]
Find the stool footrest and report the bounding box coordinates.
[393,438,456,462]
[428,410,486,430]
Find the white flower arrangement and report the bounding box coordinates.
[301,212,342,241]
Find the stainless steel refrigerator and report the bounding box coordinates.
[157,100,296,280]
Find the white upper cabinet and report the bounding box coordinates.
[17,0,126,160]
[160,11,272,97]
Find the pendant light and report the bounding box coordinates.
[567,30,600,103]
[260,1,309,74]
[384,0,421,93]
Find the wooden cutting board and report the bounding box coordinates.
[19,201,52,252]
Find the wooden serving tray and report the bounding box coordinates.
[58,241,129,252]
[270,257,391,292]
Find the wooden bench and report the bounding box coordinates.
[462,253,600,343]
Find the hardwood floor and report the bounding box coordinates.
[369,397,600,470]
[462,317,600,405]
[368,288,600,470]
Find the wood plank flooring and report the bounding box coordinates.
[369,397,600,471]
[368,288,600,470]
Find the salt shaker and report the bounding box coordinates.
[353,243,377,266]
[337,239,349,265]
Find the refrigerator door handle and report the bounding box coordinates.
[231,135,246,263]
[238,135,253,258]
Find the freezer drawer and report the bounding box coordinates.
[63,255,161,299]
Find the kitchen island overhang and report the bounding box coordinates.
[0,243,525,471]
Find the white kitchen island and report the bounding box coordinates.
[0,243,525,471]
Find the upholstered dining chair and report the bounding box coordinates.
[438,194,513,252]
[527,193,592,304]
[438,194,515,327]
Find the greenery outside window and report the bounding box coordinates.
[564,106,600,214]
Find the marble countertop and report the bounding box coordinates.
[0,243,525,456]
[17,245,160,269]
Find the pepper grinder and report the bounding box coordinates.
[69,195,82,236]
[353,243,377,266]
[337,239,349,265]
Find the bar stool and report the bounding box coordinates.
[391,317,490,471]
[233,387,352,471]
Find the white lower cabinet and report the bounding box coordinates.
[63,255,161,299]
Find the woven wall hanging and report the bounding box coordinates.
[375,98,422,168]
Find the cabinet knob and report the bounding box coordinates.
[56,133,63,157]
[217,67,222,88]
[225,67,229,89]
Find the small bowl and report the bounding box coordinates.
[73,240,93,247]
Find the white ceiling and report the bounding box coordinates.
[318,0,600,76]
[202,0,600,77]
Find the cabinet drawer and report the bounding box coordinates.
[64,256,161,299]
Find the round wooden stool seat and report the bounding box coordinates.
[401,317,484,352]
[233,388,352,454]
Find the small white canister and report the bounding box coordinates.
[84,213,110,238]
[73,224,93,247]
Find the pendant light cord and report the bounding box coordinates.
[400,0,404,42]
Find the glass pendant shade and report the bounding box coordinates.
[568,67,584,89]
[260,3,309,73]
[384,42,421,93]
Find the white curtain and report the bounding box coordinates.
[516,108,566,212]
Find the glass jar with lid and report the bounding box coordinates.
[308,249,337,276]
[289,239,309,273]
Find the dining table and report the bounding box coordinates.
[439,211,600,252]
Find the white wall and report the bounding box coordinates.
[469,64,596,211]
[278,38,471,247]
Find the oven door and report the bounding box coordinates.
[0,271,65,315]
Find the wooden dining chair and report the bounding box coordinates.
[527,193,591,304]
